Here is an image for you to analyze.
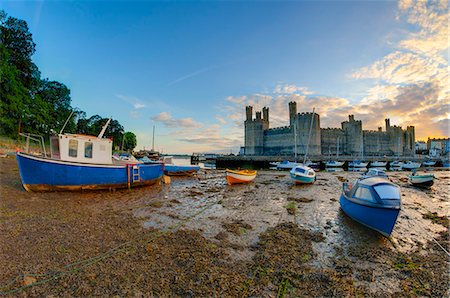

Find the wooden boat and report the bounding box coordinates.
[290,165,316,184]
[408,173,434,188]
[340,177,401,237]
[226,169,257,185]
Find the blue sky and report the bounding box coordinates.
[1,0,448,153]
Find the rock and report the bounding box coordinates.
[23,275,37,286]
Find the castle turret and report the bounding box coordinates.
[342,115,363,156]
[262,107,269,130]
[245,106,253,121]
[289,101,297,126]
[385,118,390,131]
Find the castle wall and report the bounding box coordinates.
[321,128,345,156]
[263,127,293,155]
[293,112,321,156]
[363,131,390,156]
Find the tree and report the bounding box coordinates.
[122,132,137,151]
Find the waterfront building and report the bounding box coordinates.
[243,102,415,157]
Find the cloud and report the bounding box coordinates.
[116,94,146,110]
[150,112,203,129]
[177,124,242,151]
[274,83,314,95]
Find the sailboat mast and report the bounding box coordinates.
[337,136,340,158]
[303,107,315,164]
[294,121,297,162]
[152,125,155,151]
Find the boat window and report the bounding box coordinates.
[354,186,375,202]
[295,167,306,174]
[374,185,400,200]
[85,142,93,158]
[50,137,60,159]
[68,140,78,157]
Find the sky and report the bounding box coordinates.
[1,0,448,154]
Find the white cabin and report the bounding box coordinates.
[50,134,113,164]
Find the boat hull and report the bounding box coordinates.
[325,161,344,167]
[226,171,256,185]
[164,165,200,176]
[408,175,434,188]
[289,172,315,184]
[339,194,400,237]
[16,153,163,192]
[370,161,387,167]
[349,162,368,168]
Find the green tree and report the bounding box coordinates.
[122,132,137,151]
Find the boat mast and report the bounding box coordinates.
[294,120,297,162]
[59,110,74,134]
[98,117,112,138]
[337,136,340,159]
[152,125,155,151]
[303,107,315,164]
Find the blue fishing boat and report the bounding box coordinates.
[340,177,401,237]
[16,119,163,192]
[289,165,316,184]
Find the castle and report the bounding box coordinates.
[244,102,415,157]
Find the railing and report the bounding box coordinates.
[19,133,47,157]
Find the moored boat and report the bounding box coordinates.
[151,156,200,176]
[401,161,421,170]
[276,160,300,170]
[226,169,257,185]
[422,160,436,167]
[360,168,388,180]
[16,121,163,192]
[325,160,344,168]
[349,160,368,168]
[408,172,434,189]
[390,160,404,168]
[340,177,401,237]
[289,165,316,184]
[370,161,387,167]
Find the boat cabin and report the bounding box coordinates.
[294,166,315,176]
[343,177,401,208]
[50,134,113,165]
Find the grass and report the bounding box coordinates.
[285,202,297,215]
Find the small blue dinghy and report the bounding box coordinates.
[340,177,401,237]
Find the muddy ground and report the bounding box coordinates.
[0,157,449,297]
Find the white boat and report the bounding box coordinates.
[326,160,345,167]
[270,161,280,167]
[408,172,434,188]
[360,168,388,180]
[401,161,421,170]
[349,160,368,168]
[290,165,316,184]
[276,160,301,170]
[423,160,436,166]
[390,161,404,167]
[370,161,387,167]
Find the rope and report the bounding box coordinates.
[0,197,221,296]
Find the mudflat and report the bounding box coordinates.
[1,157,448,296]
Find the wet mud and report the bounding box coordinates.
[0,157,449,296]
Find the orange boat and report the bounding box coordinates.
[225,169,257,185]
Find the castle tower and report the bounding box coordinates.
[342,115,363,156]
[289,101,297,127]
[385,118,390,131]
[293,112,321,156]
[262,107,270,130]
[244,106,264,155]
